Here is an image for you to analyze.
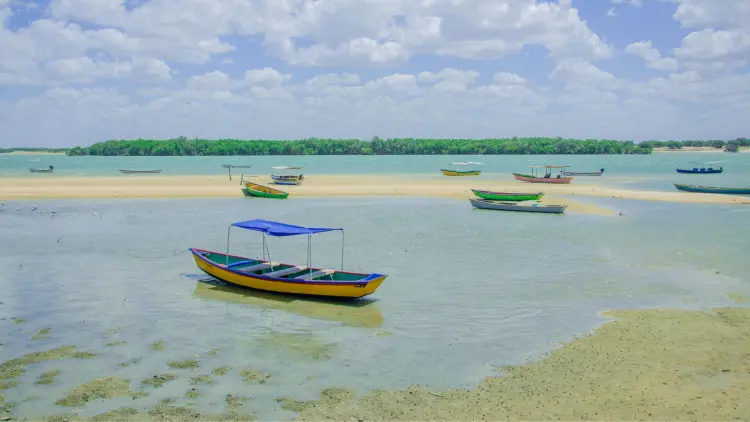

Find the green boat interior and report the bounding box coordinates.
[199,251,367,282]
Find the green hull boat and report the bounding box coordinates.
[242,182,289,199]
[471,189,544,201]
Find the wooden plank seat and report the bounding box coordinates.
[237,261,280,273]
[264,266,308,278]
[294,269,336,280]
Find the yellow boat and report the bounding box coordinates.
[440,161,483,176]
[190,219,388,299]
[192,280,383,328]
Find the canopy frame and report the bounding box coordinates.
[225,219,345,273]
[528,165,569,178]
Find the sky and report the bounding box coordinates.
[0,0,748,148]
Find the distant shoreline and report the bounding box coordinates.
[0,151,66,155]
[653,146,750,153]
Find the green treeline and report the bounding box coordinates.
[641,138,750,152]
[67,137,653,156]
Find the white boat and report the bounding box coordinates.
[271,166,304,185]
[469,198,567,214]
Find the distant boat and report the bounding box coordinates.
[222,164,252,168]
[563,168,604,176]
[513,165,574,184]
[271,166,305,185]
[674,183,750,195]
[242,181,289,199]
[120,169,162,174]
[441,162,482,176]
[471,189,544,201]
[469,198,567,214]
[29,165,54,173]
[190,219,388,298]
[676,161,723,174]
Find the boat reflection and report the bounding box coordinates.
[192,278,383,329]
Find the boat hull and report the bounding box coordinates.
[513,173,574,184]
[271,178,303,186]
[120,169,162,174]
[563,171,603,176]
[676,168,723,174]
[469,198,566,214]
[190,249,386,298]
[674,183,750,195]
[441,169,481,176]
[471,189,543,201]
[243,182,289,199]
[29,168,53,173]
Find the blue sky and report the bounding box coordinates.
[0,0,748,147]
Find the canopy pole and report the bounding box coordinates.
[341,230,345,271]
[225,226,231,266]
[307,234,312,276]
[262,234,266,261]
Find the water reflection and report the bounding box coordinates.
[190,277,384,329]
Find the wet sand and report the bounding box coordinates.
[1,175,748,215]
[284,307,750,421]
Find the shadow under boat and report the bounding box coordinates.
[191,277,384,329]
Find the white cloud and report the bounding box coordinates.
[625,41,680,71]
[0,0,749,145]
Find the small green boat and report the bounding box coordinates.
[471,189,544,201]
[242,181,289,199]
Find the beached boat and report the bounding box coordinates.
[190,219,388,298]
[673,183,750,195]
[513,165,574,184]
[29,165,54,173]
[441,162,482,176]
[271,166,304,185]
[469,198,567,214]
[471,189,544,201]
[120,169,162,174]
[563,168,604,176]
[676,161,723,174]
[222,164,252,169]
[242,181,289,199]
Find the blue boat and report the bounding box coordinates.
[676,161,723,174]
[674,183,750,195]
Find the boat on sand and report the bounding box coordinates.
[673,183,750,195]
[471,189,544,201]
[469,198,567,214]
[441,162,482,176]
[242,181,289,199]
[190,219,388,298]
[271,166,304,185]
[513,165,574,184]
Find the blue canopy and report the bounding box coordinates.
[230,219,343,237]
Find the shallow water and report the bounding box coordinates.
[3,153,750,193]
[1,196,749,419]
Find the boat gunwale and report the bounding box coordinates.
[244,181,289,196]
[190,248,383,286]
[471,189,542,196]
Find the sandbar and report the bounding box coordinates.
[286,307,750,421]
[1,175,748,216]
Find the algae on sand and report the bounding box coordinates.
[31,328,51,340]
[35,369,61,385]
[141,374,177,388]
[287,307,750,421]
[56,377,147,407]
[212,365,230,376]
[254,331,336,361]
[239,368,269,384]
[150,340,165,351]
[1,346,96,383]
[168,359,199,369]
[189,374,213,385]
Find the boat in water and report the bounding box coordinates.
[189,219,388,298]
[673,183,750,195]
[242,181,289,199]
[222,164,252,169]
[471,189,544,201]
[441,162,482,176]
[271,166,304,185]
[469,198,567,214]
[119,169,162,174]
[563,168,604,176]
[513,165,574,184]
[29,165,54,173]
[676,161,723,174]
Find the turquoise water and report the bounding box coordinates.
[3,153,750,192]
[1,196,749,419]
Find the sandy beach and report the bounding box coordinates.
[284,306,750,421]
[1,175,748,216]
